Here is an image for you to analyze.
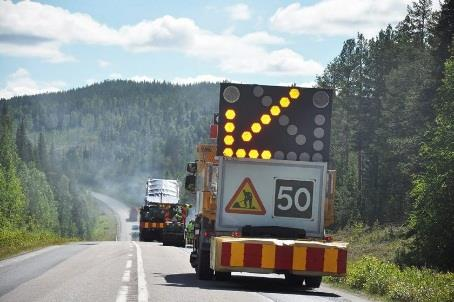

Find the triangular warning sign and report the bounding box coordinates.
[225,177,266,215]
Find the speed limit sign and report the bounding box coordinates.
[274,179,314,219]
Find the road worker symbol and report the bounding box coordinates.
[225,178,266,215]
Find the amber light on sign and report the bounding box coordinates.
[280,97,290,108]
[242,131,252,142]
[261,150,271,159]
[260,114,271,125]
[248,149,259,159]
[270,105,281,116]
[251,122,262,133]
[225,109,236,120]
[236,149,246,158]
[289,88,300,99]
[223,148,234,157]
[224,135,234,145]
[224,122,235,133]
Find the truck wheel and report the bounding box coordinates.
[215,271,231,281]
[305,276,322,288]
[285,274,303,286]
[196,250,213,280]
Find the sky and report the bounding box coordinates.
[0,0,439,99]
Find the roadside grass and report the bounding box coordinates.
[0,195,117,261]
[90,201,117,241]
[325,224,454,301]
[0,229,75,260]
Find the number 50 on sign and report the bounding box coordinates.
[273,179,314,219]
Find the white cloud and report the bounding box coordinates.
[172,74,228,84]
[86,78,97,85]
[270,0,421,37]
[0,68,65,99]
[278,81,317,88]
[0,41,74,63]
[0,1,119,44]
[226,4,251,21]
[0,1,323,77]
[98,60,111,68]
[109,73,122,79]
[241,31,284,45]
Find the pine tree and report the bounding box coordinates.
[0,106,26,228]
[37,132,48,172]
[408,0,434,46]
[409,56,454,270]
[15,119,33,163]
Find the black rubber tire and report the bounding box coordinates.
[196,250,213,280]
[305,276,322,288]
[215,271,231,281]
[285,274,303,286]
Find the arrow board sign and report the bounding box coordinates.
[216,157,327,238]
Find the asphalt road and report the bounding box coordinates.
[0,193,373,302]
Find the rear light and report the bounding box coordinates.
[324,235,333,242]
[203,231,214,238]
[231,231,241,237]
[210,124,218,139]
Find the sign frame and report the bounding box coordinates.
[215,157,327,238]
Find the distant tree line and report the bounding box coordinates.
[317,0,453,270]
[0,107,94,238]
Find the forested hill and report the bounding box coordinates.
[3,80,219,201]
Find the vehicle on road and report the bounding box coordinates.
[131,224,140,240]
[128,207,138,222]
[139,178,187,246]
[185,83,347,288]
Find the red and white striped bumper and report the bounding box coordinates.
[211,237,348,276]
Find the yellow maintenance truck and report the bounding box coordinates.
[185,83,347,287]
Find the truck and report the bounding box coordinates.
[184,83,347,287]
[139,178,186,245]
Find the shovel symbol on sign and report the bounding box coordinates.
[233,190,255,209]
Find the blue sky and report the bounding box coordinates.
[0,0,436,99]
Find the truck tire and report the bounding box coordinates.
[285,274,303,286]
[162,233,168,246]
[196,250,213,280]
[305,276,322,288]
[215,271,231,281]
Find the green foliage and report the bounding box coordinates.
[0,228,74,260]
[0,101,96,253]
[405,56,454,270]
[0,107,26,229]
[2,80,218,204]
[331,256,454,302]
[90,209,116,241]
[17,162,59,231]
[331,224,407,263]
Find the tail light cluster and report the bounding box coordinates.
[231,231,241,238]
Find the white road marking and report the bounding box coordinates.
[126,259,132,269]
[122,270,131,282]
[128,253,133,257]
[115,285,128,302]
[134,241,149,302]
